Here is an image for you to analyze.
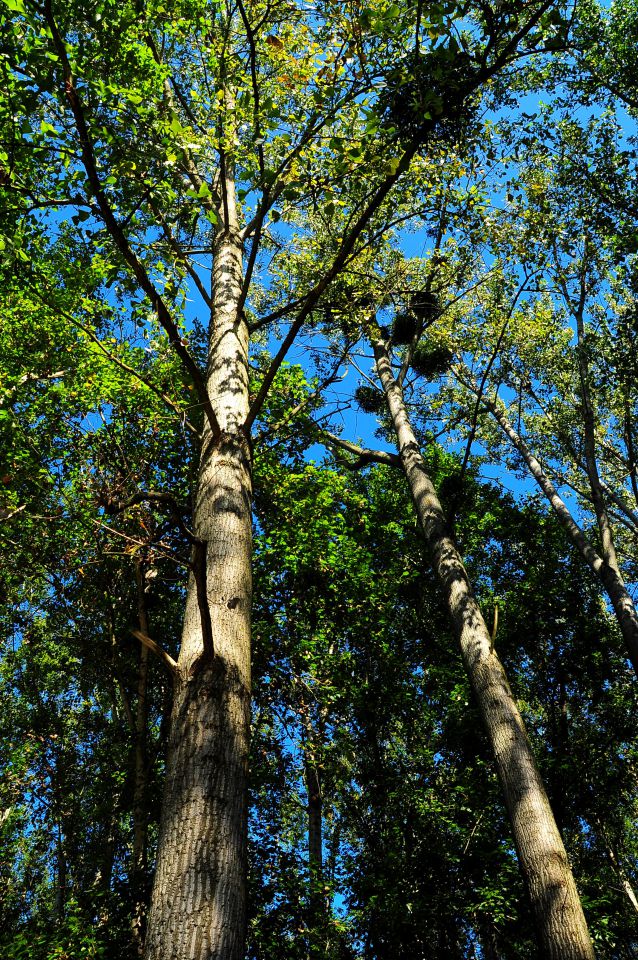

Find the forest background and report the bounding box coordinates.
[1,0,638,958]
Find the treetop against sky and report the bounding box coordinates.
[1,2,638,959]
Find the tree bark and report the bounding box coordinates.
[132,561,151,955]
[144,175,252,960]
[474,384,638,678]
[55,826,66,923]
[374,339,595,960]
[593,816,638,916]
[299,693,325,957]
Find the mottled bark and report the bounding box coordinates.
[144,179,252,960]
[374,339,595,960]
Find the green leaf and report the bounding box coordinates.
[40,120,59,137]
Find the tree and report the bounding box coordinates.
[366,326,594,958]
[0,0,581,956]
[433,111,638,679]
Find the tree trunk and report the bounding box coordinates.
[132,561,151,955]
[478,919,500,960]
[374,339,595,960]
[476,385,638,678]
[304,734,323,889]
[299,693,325,957]
[55,826,66,923]
[594,815,638,916]
[575,309,638,673]
[144,178,252,960]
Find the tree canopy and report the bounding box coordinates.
[1,1,638,958]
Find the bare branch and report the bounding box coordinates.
[319,430,402,470]
[131,628,179,676]
[0,504,26,522]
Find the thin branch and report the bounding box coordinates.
[104,490,196,535]
[455,363,606,576]
[454,270,538,495]
[1,369,67,405]
[24,280,201,437]
[248,295,311,333]
[149,197,213,310]
[44,3,220,439]
[319,430,402,470]
[254,348,349,441]
[93,518,191,569]
[236,0,265,182]
[131,628,179,676]
[0,504,26,522]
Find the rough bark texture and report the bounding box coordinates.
[144,200,252,960]
[375,340,595,960]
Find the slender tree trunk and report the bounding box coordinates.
[299,694,325,957]
[144,173,252,960]
[478,919,499,960]
[548,665,569,834]
[132,561,151,955]
[474,384,638,677]
[623,407,638,508]
[594,815,638,916]
[55,826,66,922]
[608,844,638,915]
[575,307,619,572]
[374,339,595,960]
[305,741,323,886]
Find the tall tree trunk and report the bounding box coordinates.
[593,815,638,916]
[132,561,151,955]
[473,382,638,677]
[299,693,325,958]
[55,826,66,923]
[144,171,252,960]
[374,338,595,960]
[478,918,499,960]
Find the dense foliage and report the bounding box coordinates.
[1,0,638,958]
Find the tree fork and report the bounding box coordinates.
[144,179,252,960]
